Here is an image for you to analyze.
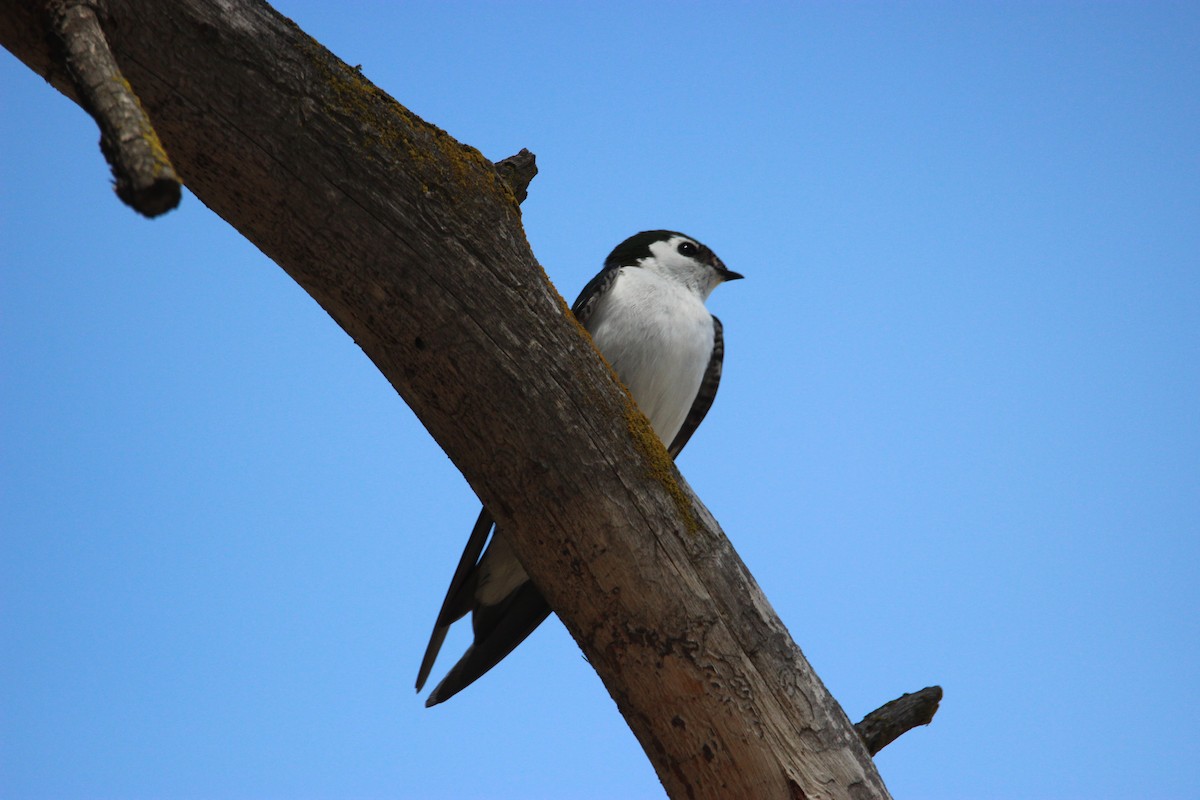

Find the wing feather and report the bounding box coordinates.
[571,264,621,328]
[415,507,494,692]
[668,315,725,458]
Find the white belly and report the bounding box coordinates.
[585,267,715,446]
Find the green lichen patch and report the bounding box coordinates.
[622,393,701,535]
[565,310,700,535]
[113,75,175,178]
[298,37,503,201]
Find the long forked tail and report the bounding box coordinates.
[415,507,494,692]
[424,582,551,706]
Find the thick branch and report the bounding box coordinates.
[855,686,943,756]
[3,2,902,797]
[43,0,181,216]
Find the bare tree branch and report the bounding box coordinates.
[42,0,181,216]
[856,686,943,756]
[2,1,928,796]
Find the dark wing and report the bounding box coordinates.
[667,315,725,458]
[424,581,551,706]
[415,507,493,692]
[571,263,621,328]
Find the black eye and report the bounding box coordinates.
[677,241,698,256]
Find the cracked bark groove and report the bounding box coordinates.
[2,1,938,796]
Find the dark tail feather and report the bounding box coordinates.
[424,583,552,706]
[415,507,494,692]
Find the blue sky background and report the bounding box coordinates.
[3,2,1198,798]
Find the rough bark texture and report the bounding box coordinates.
[2,1,897,797]
[856,687,943,757]
[45,0,181,215]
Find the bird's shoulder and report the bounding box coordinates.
[571,263,623,327]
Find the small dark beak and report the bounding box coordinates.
[720,267,745,281]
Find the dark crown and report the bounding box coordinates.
[604,230,690,269]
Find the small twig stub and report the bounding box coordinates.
[46,0,182,217]
[495,148,538,204]
[856,685,943,756]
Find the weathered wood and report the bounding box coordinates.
[1,1,900,796]
[43,0,181,216]
[856,687,943,756]
[495,148,538,203]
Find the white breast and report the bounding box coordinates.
[584,267,715,447]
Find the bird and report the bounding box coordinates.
[415,230,743,706]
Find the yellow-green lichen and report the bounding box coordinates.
[111,74,177,180]
[298,37,506,202]
[623,394,701,535]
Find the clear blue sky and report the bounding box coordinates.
[3,2,1197,798]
